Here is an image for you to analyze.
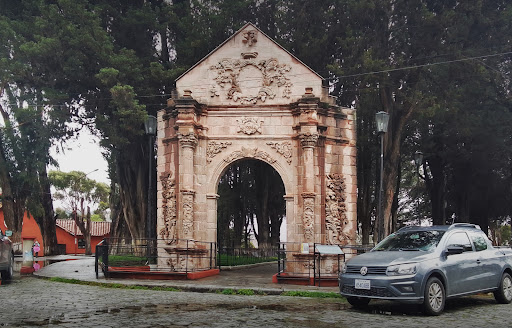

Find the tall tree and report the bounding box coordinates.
[49,170,109,255]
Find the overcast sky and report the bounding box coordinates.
[50,129,109,185]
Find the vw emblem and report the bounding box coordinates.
[360,266,368,276]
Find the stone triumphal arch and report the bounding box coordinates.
[156,23,357,276]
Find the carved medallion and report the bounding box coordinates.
[210,55,292,104]
[267,141,292,164]
[237,117,263,135]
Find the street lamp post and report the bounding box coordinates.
[414,151,424,224]
[375,111,389,243]
[144,115,157,257]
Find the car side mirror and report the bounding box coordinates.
[446,245,464,256]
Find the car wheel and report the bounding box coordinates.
[1,253,14,280]
[347,296,370,308]
[494,272,512,304]
[423,277,445,316]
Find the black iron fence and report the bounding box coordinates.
[217,246,278,268]
[95,238,217,278]
[276,242,373,283]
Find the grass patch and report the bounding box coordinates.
[47,277,180,292]
[217,254,277,266]
[237,289,255,296]
[280,290,344,299]
[106,255,148,267]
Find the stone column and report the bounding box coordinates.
[178,132,198,241]
[299,132,318,243]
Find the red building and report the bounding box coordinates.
[0,209,110,255]
[55,219,110,254]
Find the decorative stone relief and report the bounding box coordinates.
[178,132,198,149]
[207,141,232,163]
[210,55,292,104]
[166,255,186,272]
[159,172,177,245]
[302,196,315,242]
[299,132,319,149]
[224,147,276,164]
[242,29,258,46]
[237,117,263,135]
[267,141,292,164]
[182,191,195,239]
[325,174,350,245]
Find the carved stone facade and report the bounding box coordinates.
[156,23,357,276]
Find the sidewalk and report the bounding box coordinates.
[30,256,339,295]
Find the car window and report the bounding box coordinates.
[446,232,473,252]
[470,233,488,251]
[374,230,445,251]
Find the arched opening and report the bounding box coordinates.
[216,159,286,254]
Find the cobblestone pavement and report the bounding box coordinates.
[2,277,512,328]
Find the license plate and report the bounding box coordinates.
[355,279,371,290]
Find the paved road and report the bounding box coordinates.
[2,277,512,328]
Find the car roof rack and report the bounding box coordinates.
[449,223,481,230]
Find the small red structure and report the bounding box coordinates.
[0,210,110,255]
[56,219,110,254]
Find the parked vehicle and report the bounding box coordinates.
[0,228,14,280]
[339,223,512,315]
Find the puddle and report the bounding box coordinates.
[14,258,70,275]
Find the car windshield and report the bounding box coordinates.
[373,230,445,252]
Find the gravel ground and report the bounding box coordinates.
[1,277,512,328]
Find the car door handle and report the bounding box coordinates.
[476,259,481,264]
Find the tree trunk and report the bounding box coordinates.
[34,167,58,255]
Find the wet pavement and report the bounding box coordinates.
[28,255,339,294]
[1,256,512,327]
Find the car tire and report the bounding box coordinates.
[1,253,14,280]
[493,272,512,304]
[347,296,370,308]
[423,277,445,316]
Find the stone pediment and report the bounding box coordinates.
[176,23,324,106]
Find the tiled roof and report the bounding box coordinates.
[56,219,110,237]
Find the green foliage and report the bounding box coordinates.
[106,255,148,267]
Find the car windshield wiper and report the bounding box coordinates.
[399,248,420,251]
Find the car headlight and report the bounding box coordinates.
[386,263,417,276]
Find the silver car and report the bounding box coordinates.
[0,228,14,281]
[339,223,512,315]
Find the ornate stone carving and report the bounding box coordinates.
[166,255,186,272]
[325,174,350,245]
[210,56,292,104]
[178,132,198,149]
[302,196,315,242]
[182,191,195,239]
[207,141,232,163]
[224,147,276,164]
[242,29,258,46]
[237,117,263,135]
[159,172,177,245]
[267,141,292,164]
[299,132,319,149]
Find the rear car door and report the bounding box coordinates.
[469,231,501,290]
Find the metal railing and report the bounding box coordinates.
[95,238,217,278]
[217,246,278,268]
[276,242,373,282]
